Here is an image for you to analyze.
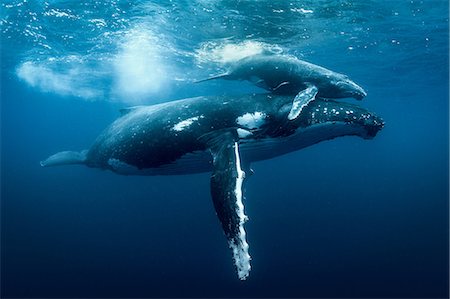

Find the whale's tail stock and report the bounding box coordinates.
[40,150,88,167]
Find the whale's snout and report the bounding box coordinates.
[299,99,384,140]
[353,88,367,100]
[352,83,367,100]
[362,114,384,139]
[336,78,367,100]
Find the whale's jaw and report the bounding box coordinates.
[294,99,384,138]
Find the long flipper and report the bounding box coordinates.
[287,85,319,120]
[200,130,251,280]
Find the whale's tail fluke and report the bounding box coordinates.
[40,150,88,167]
[194,73,230,83]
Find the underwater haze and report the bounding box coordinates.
[1,0,449,298]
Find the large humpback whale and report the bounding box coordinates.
[41,93,383,280]
[197,54,367,115]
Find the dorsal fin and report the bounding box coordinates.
[119,106,144,116]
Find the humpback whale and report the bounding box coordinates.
[197,54,367,115]
[41,93,383,280]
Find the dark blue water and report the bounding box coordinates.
[1,0,449,298]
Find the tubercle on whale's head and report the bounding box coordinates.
[294,99,384,139]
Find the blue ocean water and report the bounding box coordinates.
[1,0,448,297]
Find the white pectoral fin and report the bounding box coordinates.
[203,130,251,280]
[287,85,319,120]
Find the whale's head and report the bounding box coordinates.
[291,99,384,140]
[318,74,367,100]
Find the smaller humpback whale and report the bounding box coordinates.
[41,93,383,280]
[196,54,367,115]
